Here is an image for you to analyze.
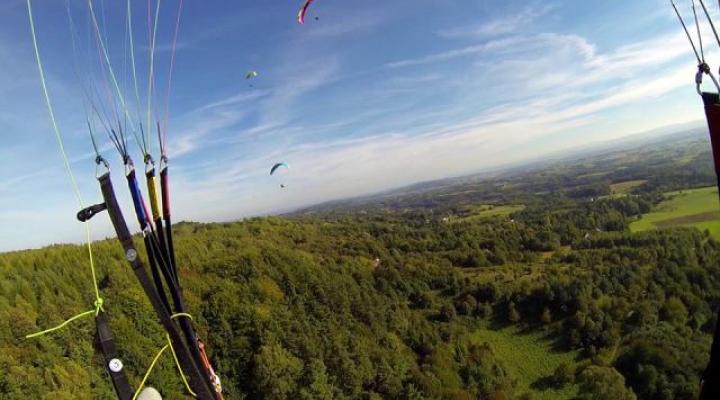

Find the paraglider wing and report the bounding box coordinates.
[297,0,315,24]
[270,162,290,175]
[246,71,258,80]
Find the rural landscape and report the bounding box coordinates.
[3,128,720,399]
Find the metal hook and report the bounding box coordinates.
[95,156,110,179]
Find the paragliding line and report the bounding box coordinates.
[699,0,720,49]
[145,0,161,157]
[673,0,703,62]
[26,2,131,398]
[88,0,146,156]
[161,0,184,152]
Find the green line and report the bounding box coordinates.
[133,344,170,400]
[25,309,96,339]
[167,334,197,397]
[28,0,83,208]
[26,0,103,337]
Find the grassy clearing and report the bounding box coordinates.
[450,205,525,224]
[609,180,647,195]
[652,212,718,227]
[577,171,609,179]
[630,186,720,238]
[471,325,580,400]
[541,245,572,260]
[675,154,697,165]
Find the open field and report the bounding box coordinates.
[630,186,720,238]
[471,326,580,400]
[450,204,525,224]
[609,179,646,195]
[577,171,610,179]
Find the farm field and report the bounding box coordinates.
[630,186,720,238]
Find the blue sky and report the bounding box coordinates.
[0,0,711,250]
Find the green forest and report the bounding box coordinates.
[2,132,720,399]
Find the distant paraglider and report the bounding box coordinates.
[246,70,258,87]
[297,0,316,24]
[270,162,289,175]
[270,162,290,188]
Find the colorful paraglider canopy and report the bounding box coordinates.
[298,0,316,24]
[270,162,290,175]
[246,71,258,80]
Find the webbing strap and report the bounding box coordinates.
[160,167,179,284]
[126,168,213,395]
[96,312,134,400]
[143,224,212,395]
[145,234,172,313]
[127,169,149,228]
[146,166,173,282]
[146,168,162,222]
[127,170,172,312]
[98,172,215,400]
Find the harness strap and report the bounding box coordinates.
[96,312,134,400]
[97,172,216,400]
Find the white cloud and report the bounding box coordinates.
[197,89,270,112]
[437,3,555,39]
[385,37,525,68]
[170,108,247,157]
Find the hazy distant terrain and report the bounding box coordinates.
[296,128,712,216]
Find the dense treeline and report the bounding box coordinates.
[0,217,526,399]
[2,201,719,399]
[1,135,720,399]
